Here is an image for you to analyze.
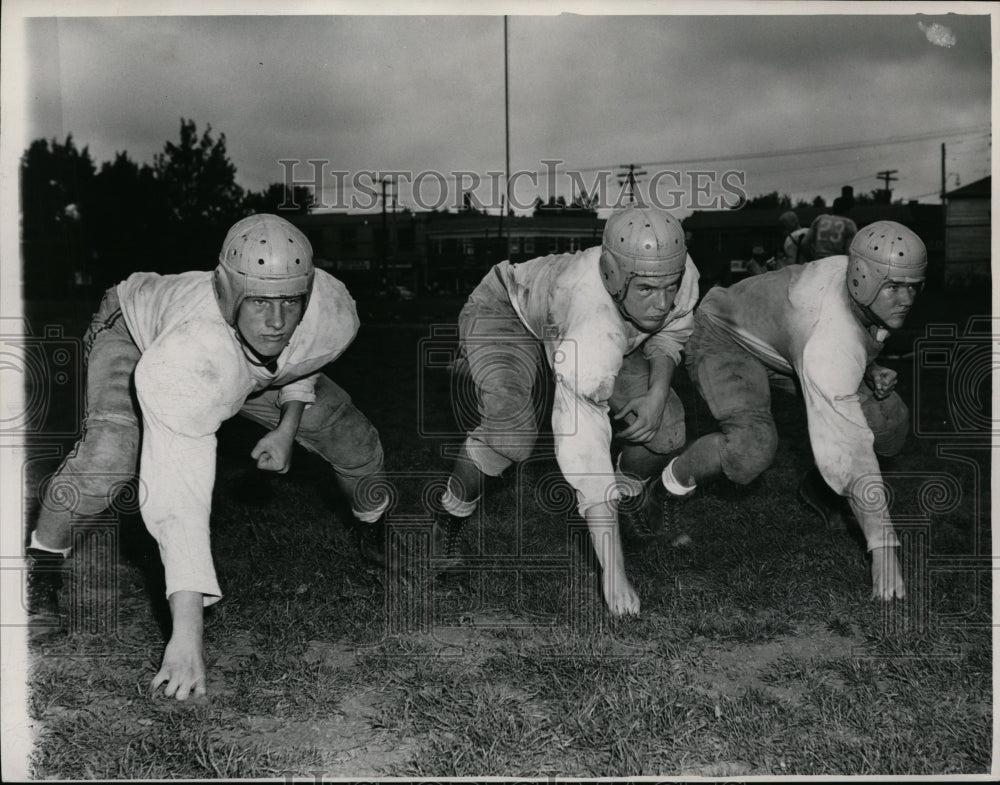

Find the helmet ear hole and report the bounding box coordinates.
[215,214,315,325]
[846,221,926,307]
[600,206,687,301]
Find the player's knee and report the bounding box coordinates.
[482,432,536,465]
[300,400,385,474]
[74,419,139,478]
[479,388,536,433]
[643,414,685,455]
[47,420,139,514]
[720,416,777,485]
[868,393,909,457]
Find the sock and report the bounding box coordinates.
[614,453,646,498]
[353,493,391,524]
[29,531,71,558]
[660,457,696,497]
[440,477,478,518]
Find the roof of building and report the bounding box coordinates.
[683,203,942,230]
[422,212,603,237]
[944,175,991,200]
[287,210,604,235]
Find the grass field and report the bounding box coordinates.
[17,286,994,778]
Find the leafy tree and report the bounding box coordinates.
[20,135,97,295]
[244,182,313,215]
[532,195,571,215]
[153,118,246,270]
[22,119,251,292]
[569,188,598,214]
[741,191,792,210]
[89,151,167,285]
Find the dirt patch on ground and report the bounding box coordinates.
[215,690,420,778]
[689,621,857,705]
[228,618,861,776]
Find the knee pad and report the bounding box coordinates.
[46,419,140,516]
[472,429,536,467]
[864,392,909,457]
[719,412,778,485]
[643,391,686,455]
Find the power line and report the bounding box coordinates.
[570,125,990,173]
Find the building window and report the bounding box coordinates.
[341,226,357,252]
[397,226,415,250]
[524,238,535,254]
[463,238,475,256]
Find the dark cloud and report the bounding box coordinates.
[16,10,992,207]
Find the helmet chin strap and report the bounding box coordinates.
[614,278,643,327]
[614,277,675,333]
[235,327,281,372]
[616,300,645,329]
[847,290,894,335]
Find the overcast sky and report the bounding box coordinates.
[6,3,995,216]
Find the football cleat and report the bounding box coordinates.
[25,548,66,620]
[798,467,850,531]
[351,515,387,567]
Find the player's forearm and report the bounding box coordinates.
[273,399,306,438]
[847,479,901,552]
[552,395,619,514]
[646,354,676,398]
[583,501,621,571]
[168,590,204,640]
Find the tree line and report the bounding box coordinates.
[20,118,311,297]
[21,116,896,298]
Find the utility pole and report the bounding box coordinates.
[876,169,898,204]
[380,176,395,283]
[940,143,946,202]
[499,15,511,261]
[617,163,647,204]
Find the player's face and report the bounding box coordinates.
[868,280,921,330]
[236,296,305,355]
[621,276,680,332]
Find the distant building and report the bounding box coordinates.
[943,176,991,289]
[288,211,424,297]
[421,212,603,294]
[289,210,604,297]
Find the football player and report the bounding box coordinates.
[26,214,390,700]
[432,205,699,615]
[658,221,925,600]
